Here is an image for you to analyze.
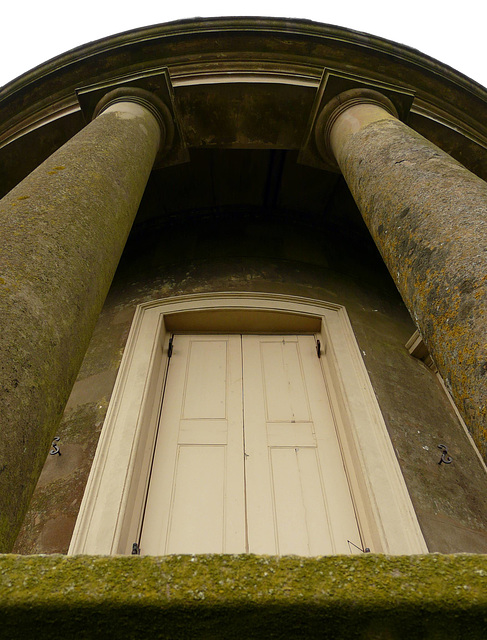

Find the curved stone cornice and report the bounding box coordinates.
[2,18,486,98]
[0,17,486,185]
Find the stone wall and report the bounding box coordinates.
[13,211,487,554]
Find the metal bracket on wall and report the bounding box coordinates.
[438,444,453,465]
[49,437,61,456]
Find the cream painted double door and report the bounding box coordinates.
[139,334,363,556]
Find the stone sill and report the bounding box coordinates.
[1,554,486,638]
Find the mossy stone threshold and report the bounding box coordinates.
[0,554,486,638]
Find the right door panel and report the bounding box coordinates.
[243,334,363,555]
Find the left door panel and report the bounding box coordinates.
[139,335,246,555]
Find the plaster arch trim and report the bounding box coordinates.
[69,291,427,556]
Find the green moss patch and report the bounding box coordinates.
[0,554,486,638]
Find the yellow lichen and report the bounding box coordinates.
[47,166,66,175]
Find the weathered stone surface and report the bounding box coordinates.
[330,112,487,460]
[0,101,161,551]
[1,554,487,638]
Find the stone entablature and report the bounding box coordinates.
[1,19,486,193]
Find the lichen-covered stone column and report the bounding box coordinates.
[0,88,170,551]
[315,88,487,459]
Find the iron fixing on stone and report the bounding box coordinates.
[438,444,452,465]
[49,436,61,456]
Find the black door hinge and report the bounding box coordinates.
[168,336,174,359]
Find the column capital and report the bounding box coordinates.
[76,68,189,167]
[315,88,398,170]
[93,87,175,161]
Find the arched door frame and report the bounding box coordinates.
[69,292,427,555]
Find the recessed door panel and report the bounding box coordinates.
[270,446,333,556]
[260,339,310,423]
[166,445,226,554]
[183,340,228,419]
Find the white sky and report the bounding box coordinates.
[1,1,486,90]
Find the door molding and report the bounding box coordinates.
[69,292,427,555]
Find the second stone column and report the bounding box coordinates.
[315,88,487,459]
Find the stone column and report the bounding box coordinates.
[0,88,170,551]
[315,88,487,459]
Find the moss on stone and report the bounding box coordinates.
[0,554,486,638]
